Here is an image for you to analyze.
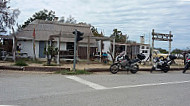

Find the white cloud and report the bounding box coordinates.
[9,0,190,50]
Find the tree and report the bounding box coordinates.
[110,29,128,43]
[0,0,20,33]
[155,48,168,54]
[58,16,65,23]
[65,15,76,24]
[21,9,55,28]
[172,48,183,54]
[91,26,104,37]
[44,42,58,65]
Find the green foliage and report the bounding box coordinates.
[21,9,56,28]
[44,43,58,65]
[110,29,128,43]
[65,15,77,24]
[0,0,20,32]
[172,48,183,54]
[55,70,92,75]
[14,60,28,66]
[44,45,58,56]
[91,26,104,37]
[155,48,168,54]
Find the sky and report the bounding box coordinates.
[10,0,190,50]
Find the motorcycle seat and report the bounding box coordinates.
[129,59,140,64]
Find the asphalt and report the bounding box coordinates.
[1,70,190,106]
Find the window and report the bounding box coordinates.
[146,46,149,49]
[142,50,148,53]
[141,46,144,49]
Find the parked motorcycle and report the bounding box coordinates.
[183,54,190,73]
[110,52,146,74]
[151,55,177,73]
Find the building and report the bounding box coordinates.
[98,40,150,61]
[15,19,97,59]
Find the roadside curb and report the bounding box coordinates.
[85,67,184,72]
[0,66,70,72]
[0,66,23,70]
[0,66,184,72]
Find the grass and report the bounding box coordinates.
[29,59,43,64]
[14,60,28,66]
[55,69,92,75]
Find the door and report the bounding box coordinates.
[39,41,46,58]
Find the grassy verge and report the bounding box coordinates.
[55,70,92,75]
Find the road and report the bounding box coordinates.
[1,70,190,106]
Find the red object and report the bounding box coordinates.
[33,28,35,38]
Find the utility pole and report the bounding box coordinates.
[73,29,77,71]
[12,27,16,62]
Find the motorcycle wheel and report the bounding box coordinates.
[130,64,139,74]
[163,65,170,73]
[110,64,119,74]
[183,63,189,73]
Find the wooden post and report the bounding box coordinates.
[87,36,90,61]
[125,44,127,55]
[151,29,154,64]
[112,37,115,59]
[99,40,102,62]
[57,35,60,65]
[169,31,172,55]
[12,27,16,62]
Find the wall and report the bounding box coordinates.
[17,41,39,58]
[18,41,67,59]
[140,45,150,61]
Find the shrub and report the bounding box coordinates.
[15,60,28,66]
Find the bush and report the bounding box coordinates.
[14,60,28,66]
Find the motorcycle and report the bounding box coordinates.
[151,55,177,73]
[110,52,146,74]
[183,54,190,73]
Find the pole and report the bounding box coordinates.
[87,36,90,62]
[32,38,36,61]
[99,40,102,62]
[57,34,60,65]
[169,31,172,55]
[12,27,16,62]
[151,29,154,64]
[73,29,77,71]
[112,37,115,59]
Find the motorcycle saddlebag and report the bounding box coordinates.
[137,53,146,60]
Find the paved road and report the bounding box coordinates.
[1,70,190,106]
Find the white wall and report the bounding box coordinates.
[17,41,40,58]
[140,45,150,61]
[97,40,112,60]
[18,41,67,59]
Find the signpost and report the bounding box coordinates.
[151,29,173,63]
